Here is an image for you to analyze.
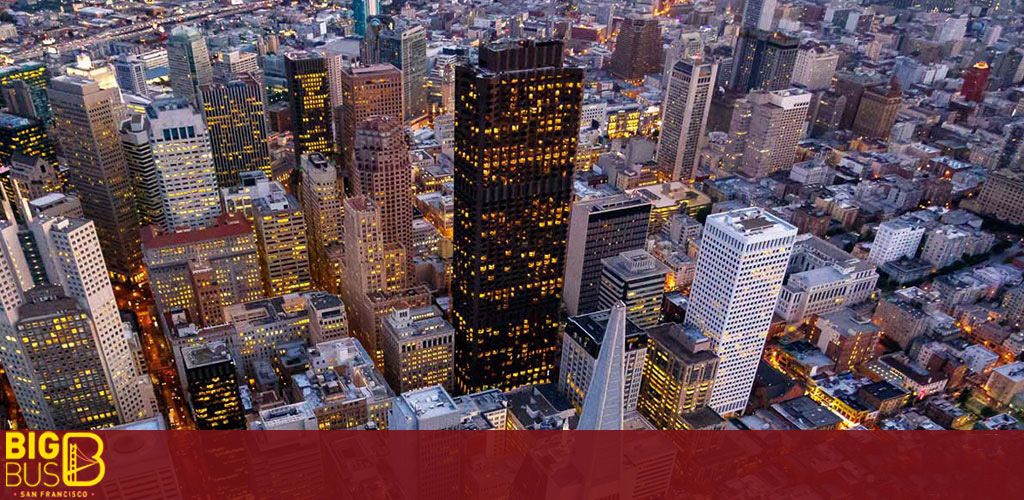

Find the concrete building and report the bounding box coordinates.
[656,59,718,181]
[813,308,882,373]
[337,64,403,170]
[868,219,925,265]
[299,153,343,290]
[199,75,273,188]
[47,76,141,281]
[686,208,796,415]
[563,194,651,316]
[792,44,839,91]
[120,98,220,232]
[142,214,262,323]
[975,169,1024,227]
[776,234,878,323]
[166,26,213,108]
[559,308,647,414]
[738,88,811,179]
[183,342,245,429]
[852,78,901,140]
[253,189,312,296]
[637,323,719,430]
[381,306,454,393]
[609,16,663,81]
[598,250,669,329]
[984,362,1024,406]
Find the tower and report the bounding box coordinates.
[300,153,344,290]
[286,52,333,164]
[730,29,798,93]
[961,62,991,103]
[47,76,141,282]
[353,115,413,274]
[31,217,156,423]
[852,77,901,140]
[609,16,664,81]
[337,64,403,171]
[200,75,273,188]
[563,194,651,316]
[738,88,811,179]
[452,39,583,393]
[685,208,796,415]
[112,54,149,97]
[120,98,220,232]
[379,22,428,122]
[577,302,627,431]
[656,58,718,181]
[166,26,213,108]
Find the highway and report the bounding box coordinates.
[11,0,280,63]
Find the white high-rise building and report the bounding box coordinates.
[121,98,220,231]
[23,217,157,424]
[791,45,839,91]
[868,219,926,265]
[685,208,796,415]
[656,58,718,181]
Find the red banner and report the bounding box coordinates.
[3,431,1023,499]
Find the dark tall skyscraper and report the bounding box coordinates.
[730,29,798,93]
[452,40,583,394]
[200,75,273,187]
[609,16,664,81]
[285,52,333,165]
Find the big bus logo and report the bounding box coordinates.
[5,432,105,488]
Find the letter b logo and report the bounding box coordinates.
[61,433,105,487]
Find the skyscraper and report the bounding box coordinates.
[352,0,380,37]
[47,76,141,282]
[120,98,220,232]
[563,193,651,316]
[791,43,839,91]
[577,302,627,431]
[598,250,669,329]
[112,54,149,97]
[285,52,333,164]
[166,26,213,108]
[200,75,273,188]
[343,195,388,298]
[738,88,811,179]
[338,64,403,171]
[742,0,778,31]
[0,61,51,122]
[636,323,719,430]
[253,189,312,296]
[609,17,664,81]
[656,58,718,181]
[353,116,412,271]
[730,29,798,93]
[452,39,583,394]
[379,22,428,122]
[30,216,156,422]
[0,112,54,164]
[300,153,344,290]
[14,287,121,429]
[559,308,648,414]
[852,77,902,140]
[685,208,796,415]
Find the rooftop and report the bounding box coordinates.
[182,342,234,370]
